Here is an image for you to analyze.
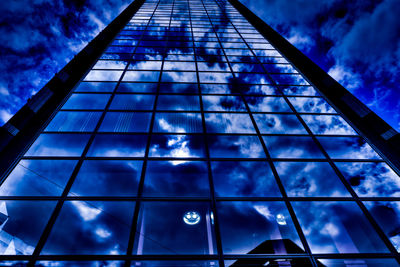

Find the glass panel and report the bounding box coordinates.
[318,258,399,267]
[74,82,117,92]
[149,135,205,158]
[62,94,110,110]
[288,97,336,113]
[37,261,124,267]
[69,160,142,196]
[161,71,197,83]
[87,134,147,157]
[134,202,216,254]
[0,160,77,196]
[130,262,218,267]
[157,95,200,111]
[292,201,388,253]
[254,114,307,134]
[318,137,381,159]
[217,201,303,254]
[264,136,325,159]
[117,82,158,93]
[245,96,291,112]
[0,201,56,255]
[301,115,357,135]
[153,113,203,133]
[211,161,280,197]
[159,83,198,93]
[208,135,265,158]
[25,134,90,157]
[42,201,134,254]
[205,113,256,133]
[99,112,151,132]
[110,94,155,110]
[122,71,160,82]
[202,96,246,111]
[364,201,400,252]
[83,70,123,81]
[275,162,350,197]
[45,111,102,132]
[225,258,313,266]
[336,162,400,197]
[281,86,319,96]
[143,161,209,197]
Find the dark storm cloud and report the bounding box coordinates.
[240,0,400,130]
[0,0,130,124]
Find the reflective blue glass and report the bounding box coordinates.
[245,96,291,112]
[318,137,381,159]
[205,113,256,133]
[45,111,102,132]
[202,95,246,111]
[157,95,200,111]
[62,94,110,110]
[87,134,147,157]
[153,113,203,133]
[264,136,325,159]
[254,114,307,134]
[99,112,151,132]
[208,135,265,158]
[110,94,155,110]
[149,135,205,158]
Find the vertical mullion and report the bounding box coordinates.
[125,0,173,265]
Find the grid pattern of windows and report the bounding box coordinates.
[1,0,400,266]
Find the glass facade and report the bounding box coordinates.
[0,0,400,266]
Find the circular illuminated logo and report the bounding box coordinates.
[183,211,201,225]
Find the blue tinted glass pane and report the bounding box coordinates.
[99,112,151,132]
[275,162,350,197]
[225,258,313,266]
[254,114,307,134]
[208,135,265,158]
[37,261,123,267]
[159,83,197,93]
[74,82,117,92]
[364,201,400,252]
[288,97,336,113]
[207,112,254,133]
[211,161,280,197]
[87,134,147,157]
[199,72,233,83]
[62,94,110,110]
[161,71,197,83]
[319,258,399,267]
[45,111,102,132]
[202,96,246,111]
[301,115,357,135]
[264,136,325,159]
[163,61,196,71]
[130,261,218,267]
[122,71,160,82]
[245,96,291,112]
[0,201,56,255]
[318,137,381,159]
[117,82,158,93]
[25,134,90,157]
[93,60,128,69]
[218,201,303,254]
[135,202,216,254]
[0,160,77,196]
[143,161,209,197]
[157,95,200,111]
[293,201,388,253]
[42,201,134,254]
[281,86,319,96]
[241,85,280,95]
[83,70,123,81]
[271,74,309,85]
[69,160,142,196]
[201,84,233,94]
[149,135,205,158]
[153,113,203,133]
[336,162,400,197]
[110,94,155,110]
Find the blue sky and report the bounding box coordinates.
[0,0,399,131]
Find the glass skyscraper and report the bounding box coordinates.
[0,0,400,266]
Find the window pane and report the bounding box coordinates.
[45,111,102,132]
[0,201,56,255]
[110,94,155,110]
[157,95,200,111]
[254,114,306,134]
[211,161,280,197]
[99,112,151,132]
[208,135,265,158]
[288,97,336,113]
[292,201,388,253]
[153,113,203,133]
[264,136,325,159]
[245,96,291,112]
[135,202,216,254]
[149,135,205,158]
[205,113,255,134]
[217,201,303,254]
[143,161,209,197]
[74,82,117,92]
[202,96,246,111]
[87,134,147,157]
[318,137,381,159]
[42,201,134,254]
[25,134,90,157]
[336,162,400,197]
[0,160,77,196]
[62,94,110,110]
[117,82,158,93]
[301,115,357,135]
[69,160,142,196]
[275,162,350,197]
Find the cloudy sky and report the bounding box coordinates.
[0,0,399,131]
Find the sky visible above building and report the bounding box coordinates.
[0,0,399,131]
